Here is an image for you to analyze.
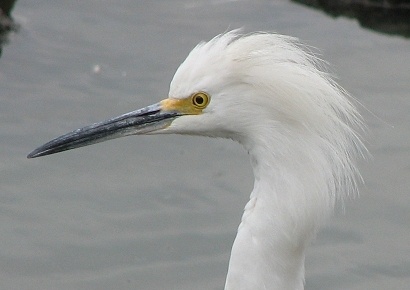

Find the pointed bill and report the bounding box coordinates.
[27,102,180,158]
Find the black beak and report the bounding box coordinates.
[27,102,180,158]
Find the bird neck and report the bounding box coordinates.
[225,133,333,290]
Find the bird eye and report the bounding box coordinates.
[191,92,210,109]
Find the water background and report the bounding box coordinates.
[1,1,409,289]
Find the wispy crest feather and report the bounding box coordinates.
[171,30,366,203]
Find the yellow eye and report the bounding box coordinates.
[191,92,210,109]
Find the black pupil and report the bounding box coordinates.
[195,96,204,105]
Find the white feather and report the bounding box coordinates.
[166,31,366,289]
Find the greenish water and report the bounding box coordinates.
[1,1,409,289]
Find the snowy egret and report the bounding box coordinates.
[28,30,365,290]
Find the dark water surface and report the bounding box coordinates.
[1,1,409,289]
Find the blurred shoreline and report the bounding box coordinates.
[293,0,410,37]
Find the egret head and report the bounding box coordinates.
[28,30,364,193]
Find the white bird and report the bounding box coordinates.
[28,30,365,290]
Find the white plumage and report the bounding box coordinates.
[167,31,365,290]
[28,30,366,290]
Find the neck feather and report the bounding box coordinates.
[225,128,348,290]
